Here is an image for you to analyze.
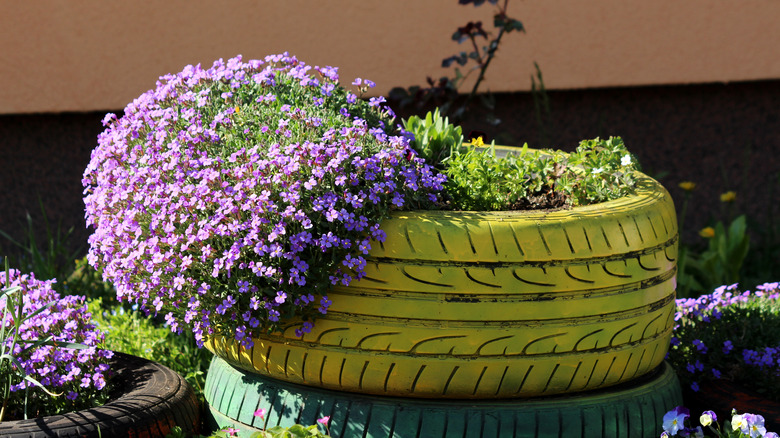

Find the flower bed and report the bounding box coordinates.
[0,269,112,420]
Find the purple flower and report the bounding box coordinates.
[662,406,689,435]
[0,270,112,413]
[83,53,444,343]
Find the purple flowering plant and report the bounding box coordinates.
[667,282,780,400]
[83,54,445,346]
[0,266,113,421]
[660,405,778,437]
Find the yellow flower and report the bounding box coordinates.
[234,106,240,113]
[699,227,715,238]
[720,191,736,202]
[678,181,696,192]
[470,136,485,147]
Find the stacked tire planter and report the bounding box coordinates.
[204,171,684,437]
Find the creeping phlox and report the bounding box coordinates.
[661,406,778,437]
[0,270,113,418]
[83,54,445,346]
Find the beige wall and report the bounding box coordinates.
[1,0,778,114]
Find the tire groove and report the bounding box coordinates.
[301,352,308,383]
[358,360,369,390]
[641,312,664,339]
[401,266,453,288]
[338,357,346,388]
[582,226,593,251]
[465,224,477,254]
[410,365,426,393]
[637,255,661,271]
[318,355,326,387]
[600,225,612,249]
[283,349,290,378]
[356,331,402,349]
[583,358,599,389]
[436,230,449,254]
[543,363,559,393]
[646,213,659,239]
[488,222,499,255]
[610,323,638,347]
[314,327,350,343]
[537,225,552,255]
[631,348,647,379]
[476,335,514,354]
[563,227,576,254]
[495,366,509,396]
[465,269,502,288]
[632,216,645,244]
[515,365,534,394]
[573,329,604,351]
[565,267,594,284]
[404,224,416,254]
[599,356,616,386]
[602,263,632,278]
[509,223,525,256]
[617,220,630,247]
[617,352,634,382]
[512,269,555,287]
[472,366,488,395]
[442,366,460,396]
[383,363,395,392]
[522,333,567,354]
[565,361,582,391]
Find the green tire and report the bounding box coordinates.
[205,355,683,438]
[208,174,678,398]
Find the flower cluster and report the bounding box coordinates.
[661,406,777,437]
[83,54,445,345]
[668,282,780,397]
[0,270,113,418]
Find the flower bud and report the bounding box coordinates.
[700,410,716,426]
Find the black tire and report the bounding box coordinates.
[0,353,200,438]
[205,355,683,438]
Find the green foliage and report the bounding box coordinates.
[565,137,640,205]
[441,136,639,211]
[678,215,751,298]
[402,109,463,167]
[0,202,81,290]
[87,299,212,401]
[166,423,331,438]
[252,424,330,438]
[63,256,117,305]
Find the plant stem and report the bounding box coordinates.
[461,0,511,114]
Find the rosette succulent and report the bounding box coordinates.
[83,54,444,346]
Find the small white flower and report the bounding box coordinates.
[621,154,631,166]
[591,167,604,175]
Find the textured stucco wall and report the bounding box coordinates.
[1,0,778,114]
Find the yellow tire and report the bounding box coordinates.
[206,173,678,399]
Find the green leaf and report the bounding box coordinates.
[23,374,62,397]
